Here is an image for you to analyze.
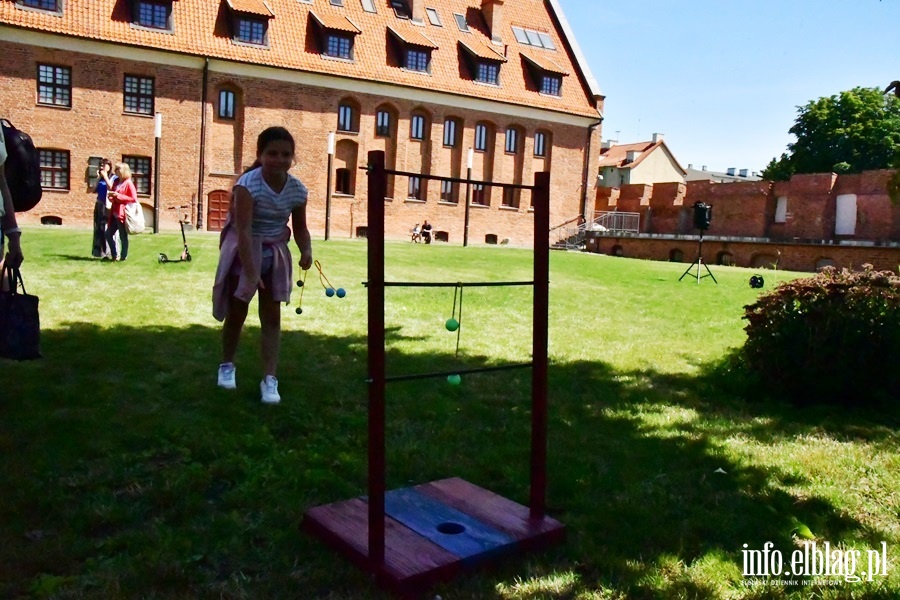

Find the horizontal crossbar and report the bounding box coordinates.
[359,165,537,190]
[368,362,534,384]
[362,281,534,288]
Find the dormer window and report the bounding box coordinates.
[520,51,567,97]
[134,1,172,31]
[459,39,506,86]
[17,0,61,13]
[453,13,469,32]
[388,25,437,73]
[225,0,273,47]
[310,11,362,60]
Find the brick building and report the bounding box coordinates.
[0,0,604,244]
[587,169,900,273]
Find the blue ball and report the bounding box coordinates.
[325,287,335,297]
[445,318,460,332]
[336,288,346,298]
[447,374,462,385]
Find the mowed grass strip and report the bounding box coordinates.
[1,227,897,600]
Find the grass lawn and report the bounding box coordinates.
[1,227,898,600]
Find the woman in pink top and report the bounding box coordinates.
[106,162,137,261]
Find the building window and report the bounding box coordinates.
[136,1,170,29]
[774,196,787,223]
[474,123,487,152]
[408,176,423,199]
[330,0,343,5]
[511,26,556,50]
[37,64,71,108]
[38,149,69,190]
[326,33,353,59]
[472,183,486,205]
[426,7,441,26]
[410,115,425,140]
[505,128,518,154]
[534,131,547,157]
[391,0,410,18]
[443,119,457,147]
[124,75,154,115]
[453,13,469,32]
[405,48,430,72]
[360,0,376,13]
[440,179,456,203]
[476,62,499,85]
[540,75,562,96]
[218,89,236,119]
[502,187,519,208]
[18,0,60,12]
[236,17,266,45]
[335,168,351,194]
[338,103,356,132]
[123,155,151,195]
[376,110,391,137]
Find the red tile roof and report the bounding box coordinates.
[458,37,507,62]
[226,0,274,18]
[310,10,362,34]
[0,0,600,118]
[598,140,687,174]
[520,50,567,76]
[387,23,438,49]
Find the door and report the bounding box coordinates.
[207,190,231,231]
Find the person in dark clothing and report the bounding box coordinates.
[421,220,433,244]
[92,159,115,258]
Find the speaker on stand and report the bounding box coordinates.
[679,202,718,284]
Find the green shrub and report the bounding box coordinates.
[741,265,900,407]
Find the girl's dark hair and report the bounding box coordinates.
[256,126,294,157]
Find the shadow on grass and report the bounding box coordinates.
[0,322,894,599]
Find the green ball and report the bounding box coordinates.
[447,374,461,385]
[445,318,460,332]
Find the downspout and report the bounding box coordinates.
[196,57,210,229]
[580,116,603,224]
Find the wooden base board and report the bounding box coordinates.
[303,477,565,597]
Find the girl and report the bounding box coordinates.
[106,162,137,261]
[212,127,313,404]
[92,159,115,258]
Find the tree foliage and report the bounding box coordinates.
[762,87,900,181]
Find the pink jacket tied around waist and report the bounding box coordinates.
[212,212,294,322]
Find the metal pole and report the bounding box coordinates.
[153,113,162,234]
[366,150,387,568]
[463,148,473,247]
[325,132,335,241]
[530,170,551,520]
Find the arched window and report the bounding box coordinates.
[716,251,734,266]
[337,98,360,133]
[610,245,624,257]
[669,249,684,262]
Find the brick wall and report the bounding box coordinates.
[4,41,598,246]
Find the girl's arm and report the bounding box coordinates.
[291,203,313,270]
[120,180,138,203]
[232,185,258,283]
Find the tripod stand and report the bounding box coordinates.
[679,229,717,284]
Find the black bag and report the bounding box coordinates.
[0,266,41,360]
[1,119,43,213]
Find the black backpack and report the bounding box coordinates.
[1,119,42,213]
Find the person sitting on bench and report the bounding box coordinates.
[410,223,421,243]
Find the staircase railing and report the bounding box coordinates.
[550,211,641,249]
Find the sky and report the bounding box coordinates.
[559,0,900,174]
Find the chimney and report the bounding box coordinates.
[652,132,664,143]
[739,168,749,178]
[687,163,693,169]
[702,165,707,171]
[481,0,504,44]
[409,0,425,23]
[727,167,736,176]
[601,140,613,150]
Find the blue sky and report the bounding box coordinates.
[560,0,900,173]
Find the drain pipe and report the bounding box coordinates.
[196,57,210,229]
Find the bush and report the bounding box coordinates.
[741,265,900,407]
